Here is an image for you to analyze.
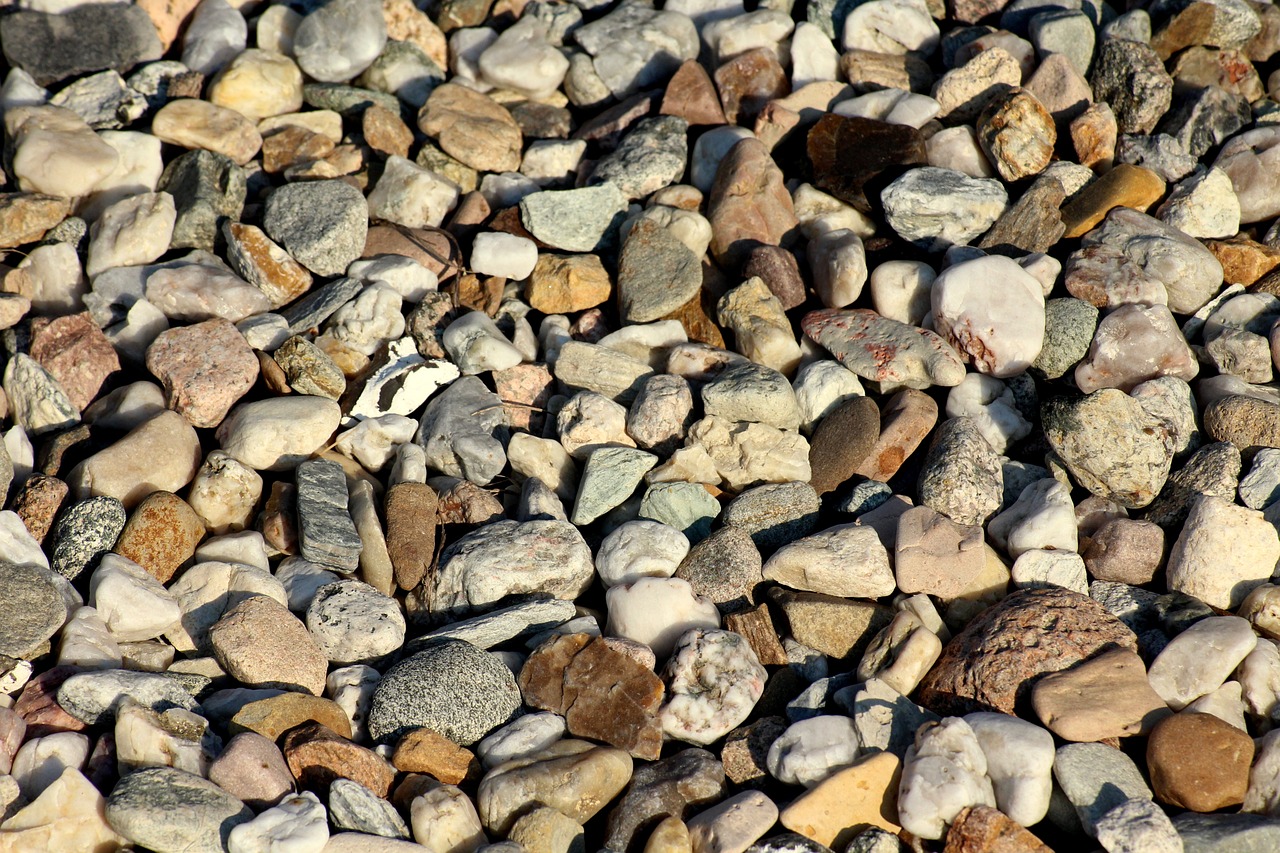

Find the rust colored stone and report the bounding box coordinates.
[0,193,71,249]
[714,47,789,127]
[262,125,336,174]
[385,482,438,591]
[1147,712,1253,812]
[283,722,397,797]
[261,481,298,555]
[28,312,120,412]
[435,479,504,525]
[1209,234,1280,285]
[807,113,927,214]
[392,727,481,784]
[229,693,353,742]
[114,491,206,583]
[14,666,88,738]
[662,285,726,349]
[362,103,414,159]
[660,59,727,126]
[855,388,939,483]
[11,474,69,544]
[917,587,1139,717]
[519,633,665,760]
[494,363,554,433]
[944,806,1054,853]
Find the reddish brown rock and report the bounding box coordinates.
[663,285,726,349]
[856,389,939,483]
[363,103,414,159]
[723,604,788,666]
[1082,518,1164,585]
[209,596,328,696]
[392,727,481,784]
[494,362,554,433]
[385,482,438,591]
[283,722,397,797]
[917,587,1139,717]
[1147,712,1253,811]
[660,59,727,126]
[519,633,665,760]
[808,395,881,495]
[714,48,789,126]
[261,481,299,555]
[112,491,206,584]
[14,666,88,738]
[145,318,260,429]
[435,479,504,525]
[0,193,71,249]
[28,312,120,412]
[944,806,1054,853]
[363,225,461,282]
[224,222,314,308]
[11,474,69,544]
[1208,235,1280,285]
[807,114,927,214]
[707,138,798,271]
[742,244,806,310]
[0,705,25,775]
[262,125,336,173]
[229,692,353,741]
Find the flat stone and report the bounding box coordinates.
[1031,647,1169,741]
[105,767,252,853]
[283,722,396,797]
[295,458,362,573]
[477,740,634,836]
[419,83,522,173]
[1060,164,1167,239]
[520,183,629,254]
[0,5,162,87]
[210,594,328,695]
[617,219,703,325]
[263,180,368,277]
[1054,742,1153,835]
[145,318,257,429]
[1147,711,1252,812]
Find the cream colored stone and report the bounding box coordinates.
[68,410,202,509]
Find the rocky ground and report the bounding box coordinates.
[4,0,1280,850]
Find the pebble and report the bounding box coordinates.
[1147,615,1258,710]
[263,180,368,277]
[931,255,1045,378]
[1053,742,1153,836]
[802,309,965,389]
[602,748,725,851]
[477,740,633,835]
[897,718,995,840]
[763,524,894,599]
[661,629,767,745]
[106,766,253,852]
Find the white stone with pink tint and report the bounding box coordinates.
[930,255,1045,378]
[1074,303,1198,394]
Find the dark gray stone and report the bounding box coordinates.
[837,480,894,516]
[1090,38,1174,134]
[517,477,569,522]
[328,778,411,839]
[295,459,362,573]
[49,496,126,580]
[787,671,858,722]
[366,638,522,746]
[0,561,66,659]
[106,767,253,852]
[302,82,403,116]
[279,276,363,335]
[1142,441,1241,528]
[1115,133,1198,182]
[1156,85,1252,158]
[263,180,369,277]
[675,526,763,614]
[603,748,727,853]
[589,116,689,201]
[157,150,247,252]
[0,4,163,86]
[1173,812,1280,853]
[416,376,510,486]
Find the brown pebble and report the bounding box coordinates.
[1060,164,1166,238]
[262,125,335,174]
[435,479,504,525]
[707,137,798,272]
[944,806,1054,853]
[808,395,881,495]
[1147,712,1253,812]
[526,253,612,315]
[723,603,788,666]
[1205,394,1280,451]
[229,692,353,742]
[742,244,806,311]
[209,596,328,696]
[385,482,439,591]
[1031,647,1170,742]
[1082,518,1164,585]
[714,47,790,127]
[362,103,413,159]
[392,727,480,784]
[36,424,93,478]
[660,59,727,126]
[283,722,397,798]
[14,666,88,738]
[1208,234,1280,286]
[721,716,787,788]
[261,481,299,555]
[113,491,206,584]
[855,388,939,483]
[11,474,69,544]
[28,312,120,413]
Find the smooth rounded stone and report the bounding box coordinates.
[442,310,523,376]
[701,362,802,432]
[855,609,943,697]
[802,308,964,390]
[662,629,767,745]
[476,712,567,772]
[1166,494,1279,610]
[963,712,1054,828]
[944,373,1030,455]
[151,98,262,166]
[595,520,690,589]
[897,718,996,841]
[207,49,303,124]
[1240,447,1280,509]
[765,715,859,788]
[0,765,125,850]
[715,482,817,555]
[8,106,120,199]
[227,790,329,852]
[144,264,270,325]
[931,255,1045,378]
[421,83,522,173]
[1147,615,1258,710]
[467,233,536,282]
[1147,711,1253,812]
[305,580,406,665]
[976,87,1056,182]
[1067,207,1223,314]
[1092,797,1181,853]
[85,192,175,280]
[880,167,1007,251]
[762,523,894,599]
[56,668,199,727]
[680,790,778,853]
[626,374,695,457]
[602,748,725,853]
[292,0,386,83]
[406,784,487,852]
[918,587,1139,717]
[106,766,253,851]
[916,417,1003,527]
[326,778,410,840]
[48,495,126,580]
[429,519,592,618]
[10,730,90,802]
[0,561,66,659]
[111,494,200,590]
[210,595,327,696]
[1041,389,1174,509]
[185,450,263,536]
[841,0,938,54]
[793,361,866,439]
[263,180,368,277]
[207,732,293,811]
[3,354,78,437]
[1053,742,1153,836]
[176,0,242,76]
[368,639,521,746]
[606,578,721,661]
[804,229,866,309]
[526,255,611,318]
[145,317,258,429]
[477,740,633,838]
[616,219,702,325]
[1073,303,1198,396]
[216,397,341,473]
[891,505,985,599]
[987,478,1076,561]
[716,277,803,376]
[706,137,798,271]
[58,605,121,670]
[926,125,995,180]
[1215,127,1280,224]
[88,553,181,643]
[365,156,460,231]
[868,260,935,328]
[1082,519,1164,588]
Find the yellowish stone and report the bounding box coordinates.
[644,816,692,853]
[1060,164,1165,238]
[778,752,902,850]
[0,768,127,852]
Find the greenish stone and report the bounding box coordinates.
[303,83,402,117]
[274,335,347,400]
[519,183,629,253]
[638,481,720,543]
[570,446,658,526]
[1032,297,1099,380]
[415,141,478,193]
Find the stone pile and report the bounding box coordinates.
[5,0,1280,850]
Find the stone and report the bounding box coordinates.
[917,418,1003,527]
[105,767,252,853]
[145,318,257,429]
[0,561,66,659]
[707,138,798,271]
[943,806,1052,853]
[1090,38,1174,135]
[0,767,126,851]
[893,506,986,599]
[931,256,1045,379]
[88,551,182,642]
[570,2,699,99]
[226,791,330,851]
[618,220,703,325]
[716,277,803,375]
[526,253,612,315]
[282,722,396,798]
[216,397,341,472]
[408,784,487,851]
[602,748,726,853]
[3,355,77,438]
[897,718,996,841]
[762,524,894,599]
[227,692,352,742]
[976,88,1056,182]
[0,193,71,249]
[157,150,246,252]
[521,184,629,255]
[1053,742,1153,835]
[207,732,293,810]
[1147,712,1253,811]
[918,587,1139,717]
[263,180,368,277]
[368,639,521,746]
[306,580,405,665]
[803,309,965,389]
[0,5,162,87]
[420,83,522,173]
[880,167,1007,252]
[1147,615,1257,710]
[151,99,262,166]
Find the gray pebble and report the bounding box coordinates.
[328,778,411,839]
[49,496,126,580]
[722,482,821,553]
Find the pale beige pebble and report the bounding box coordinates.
[411,784,489,853]
[208,49,305,122]
[144,263,273,324]
[207,731,294,811]
[67,410,202,509]
[258,110,345,143]
[6,105,119,199]
[79,130,166,223]
[894,505,987,599]
[932,48,1021,124]
[210,595,329,696]
[151,98,264,166]
[16,243,87,317]
[383,0,448,68]
[716,276,803,376]
[0,768,127,851]
[85,191,176,279]
[1025,52,1094,129]
[215,396,342,472]
[1030,646,1170,741]
[186,449,264,535]
[136,0,203,50]
[507,806,584,853]
[857,610,943,697]
[477,740,633,836]
[83,381,167,431]
[1167,494,1280,610]
[350,479,395,597]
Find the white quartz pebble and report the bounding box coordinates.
[932,255,1045,378]
[965,712,1055,828]
[85,192,176,279]
[988,478,1078,559]
[1147,615,1258,710]
[442,310,524,376]
[661,628,766,745]
[327,664,381,743]
[89,553,182,643]
[766,716,860,787]
[897,718,996,840]
[791,22,839,88]
[808,229,867,309]
[10,731,90,801]
[476,712,568,770]
[792,360,864,434]
[58,606,122,671]
[1167,494,1280,610]
[843,0,939,54]
[411,784,488,850]
[606,577,720,660]
[1011,549,1089,594]
[870,260,936,326]
[596,520,690,588]
[685,790,778,853]
[227,791,329,853]
[470,232,539,281]
[347,255,438,303]
[332,415,418,473]
[945,373,1030,455]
